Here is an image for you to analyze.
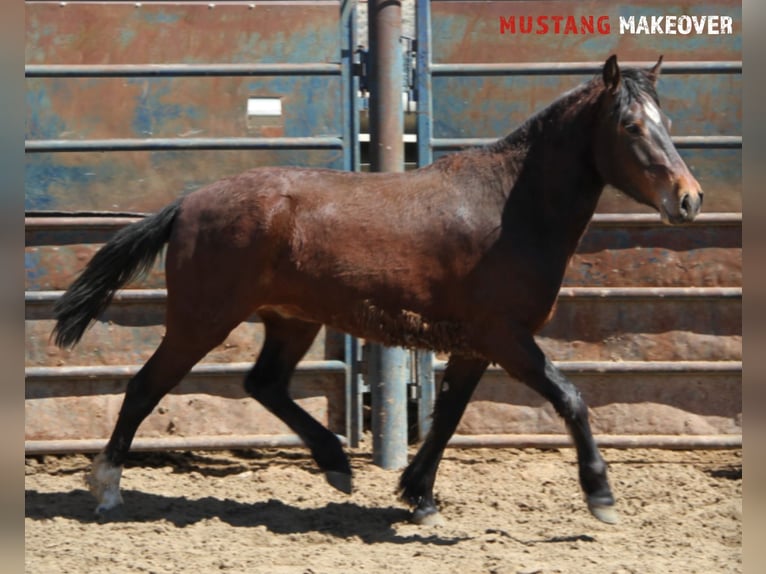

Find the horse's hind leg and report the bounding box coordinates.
[87,332,215,515]
[399,355,488,525]
[245,312,352,493]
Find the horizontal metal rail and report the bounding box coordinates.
[28,359,741,382]
[430,60,742,76]
[431,136,742,150]
[25,215,145,229]
[589,212,741,226]
[24,286,743,307]
[26,360,348,381]
[26,289,168,304]
[24,212,742,231]
[25,136,740,153]
[556,286,741,300]
[24,433,739,456]
[25,136,344,153]
[25,62,342,78]
[447,434,741,449]
[26,434,347,456]
[434,360,742,375]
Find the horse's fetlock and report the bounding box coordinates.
[587,457,608,477]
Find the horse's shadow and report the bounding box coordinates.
[25,488,468,546]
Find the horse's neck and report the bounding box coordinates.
[499,92,604,256]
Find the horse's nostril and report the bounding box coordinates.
[680,193,692,216]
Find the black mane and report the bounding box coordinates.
[610,68,661,123]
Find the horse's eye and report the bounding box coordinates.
[624,123,642,136]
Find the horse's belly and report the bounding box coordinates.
[259,301,476,355]
[341,300,475,355]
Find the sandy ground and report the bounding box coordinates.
[25,445,741,574]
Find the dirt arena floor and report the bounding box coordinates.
[25,445,741,573]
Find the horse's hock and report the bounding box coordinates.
[25,1,741,452]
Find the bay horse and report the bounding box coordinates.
[53,55,701,525]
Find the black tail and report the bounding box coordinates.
[52,199,182,348]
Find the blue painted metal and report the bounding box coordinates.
[26,63,342,77]
[430,136,742,150]
[25,0,366,451]
[410,0,741,444]
[430,61,742,75]
[414,0,435,442]
[421,0,742,206]
[340,0,360,173]
[414,0,742,215]
[25,1,355,212]
[415,0,433,168]
[340,0,362,447]
[26,137,345,152]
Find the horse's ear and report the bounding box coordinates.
[648,55,664,85]
[603,54,621,94]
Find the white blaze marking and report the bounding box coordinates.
[643,99,662,125]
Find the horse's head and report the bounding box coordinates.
[593,55,702,224]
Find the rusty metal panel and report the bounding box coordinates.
[27,75,344,140]
[430,1,741,64]
[25,215,742,290]
[25,313,340,367]
[429,74,741,139]
[25,148,345,211]
[26,244,167,290]
[457,366,741,436]
[26,1,349,211]
[26,2,342,65]
[539,289,741,361]
[428,0,742,214]
[565,217,742,287]
[25,367,347,440]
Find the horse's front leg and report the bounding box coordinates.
[399,355,488,525]
[489,331,618,524]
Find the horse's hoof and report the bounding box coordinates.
[94,503,125,522]
[411,507,445,526]
[588,502,619,524]
[325,470,352,494]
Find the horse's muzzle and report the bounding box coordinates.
[678,189,703,221]
[663,175,703,224]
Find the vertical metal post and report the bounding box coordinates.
[414,0,435,441]
[415,348,435,441]
[340,0,360,172]
[367,0,409,470]
[368,0,404,172]
[415,0,432,167]
[340,0,363,448]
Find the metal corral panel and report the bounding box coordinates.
[26,363,347,441]
[421,0,742,439]
[26,1,350,212]
[25,1,357,450]
[455,363,741,436]
[568,215,741,287]
[24,213,742,292]
[428,0,742,213]
[430,1,740,64]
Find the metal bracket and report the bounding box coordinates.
[353,46,369,92]
[401,35,417,108]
